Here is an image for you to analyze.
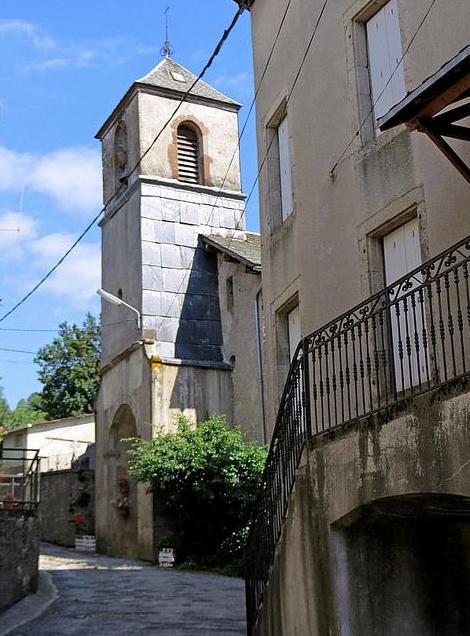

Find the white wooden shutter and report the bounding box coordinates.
[384,0,406,108]
[287,305,301,361]
[366,0,406,122]
[384,218,425,391]
[278,116,293,221]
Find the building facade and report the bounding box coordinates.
[95,56,264,560]
[242,0,470,431]
[237,0,470,634]
[1,414,94,472]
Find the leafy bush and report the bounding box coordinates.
[125,415,267,574]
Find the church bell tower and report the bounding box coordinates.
[95,54,246,559]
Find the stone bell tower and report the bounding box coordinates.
[95,56,246,560]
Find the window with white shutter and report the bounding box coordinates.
[277,115,293,221]
[366,0,406,122]
[177,124,201,184]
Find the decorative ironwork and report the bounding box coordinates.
[0,449,40,510]
[245,233,470,633]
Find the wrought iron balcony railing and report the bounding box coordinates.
[0,448,40,510]
[245,233,470,633]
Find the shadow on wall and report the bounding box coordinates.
[108,404,139,559]
[334,494,470,635]
[174,241,223,362]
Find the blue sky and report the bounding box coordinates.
[0,1,258,407]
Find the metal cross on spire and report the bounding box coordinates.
[160,5,174,58]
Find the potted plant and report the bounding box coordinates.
[73,514,96,552]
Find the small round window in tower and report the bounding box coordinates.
[177,124,201,184]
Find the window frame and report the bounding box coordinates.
[176,122,203,185]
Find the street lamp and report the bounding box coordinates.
[97,289,141,329]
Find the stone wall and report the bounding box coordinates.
[40,469,94,547]
[253,383,470,635]
[0,510,39,612]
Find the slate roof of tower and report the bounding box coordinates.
[202,232,261,271]
[136,57,240,107]
[96,57,240,139]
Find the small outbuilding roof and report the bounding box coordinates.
[378,44,470,186]
[202,232,261,271]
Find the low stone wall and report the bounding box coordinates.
[40,469,94,547]
[0,510,39,612]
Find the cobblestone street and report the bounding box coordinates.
[7,543,246,636]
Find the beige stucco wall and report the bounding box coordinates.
[95,345,154,561]
[253,384,470,635]
[217,254,265,442]
[248,0,470,436]
[2,415,95,472]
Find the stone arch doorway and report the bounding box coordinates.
[108,404,138,558]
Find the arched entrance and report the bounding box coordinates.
[336,494,470,635]
[108,404,138,558]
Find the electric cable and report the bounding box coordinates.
[0,5,245,325]
[329,0,439,178]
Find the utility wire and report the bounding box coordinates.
[329,0,439,178]
[0,328,58,333]
[153,0,295,332]
[0,347,36,355]
[0,5,245,325]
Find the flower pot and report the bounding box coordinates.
[75,535,96,552]
[158,548,175,568]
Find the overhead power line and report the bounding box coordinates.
[0,347,36,355]
[329,0,439,178]
[154,0,295,331]
[0,4,245,325]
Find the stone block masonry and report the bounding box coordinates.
[40,469,95,548]
[141,183,246,363]
[0,510,39,612]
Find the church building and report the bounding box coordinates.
[94,54,264,560]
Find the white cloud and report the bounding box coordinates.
[0,146,102,216]
[0,211,39,260]
[29,232,101,306]
[212,72,252,95]
[0,20,56,50]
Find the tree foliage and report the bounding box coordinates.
[35,314,101,420]
[126,415,267,573]
[4,393,46,429]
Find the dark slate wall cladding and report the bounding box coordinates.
[176,246,223,361]
[0,510,39,611]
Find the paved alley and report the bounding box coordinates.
[9,543,247,636]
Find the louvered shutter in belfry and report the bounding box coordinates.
[177,126,200,184]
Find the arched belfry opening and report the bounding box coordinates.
[107,404,138,558]
[177,122,202,184]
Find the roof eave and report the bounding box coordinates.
[201,235,261,271]
[379,44,470,132]
[96,81,241,140]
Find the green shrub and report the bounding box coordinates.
[125,415,267,574]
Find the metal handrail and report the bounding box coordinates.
[245,233,470,633]
[0,448,40,510]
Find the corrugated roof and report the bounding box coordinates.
[202,232,261,270]
[136,57,240,107]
